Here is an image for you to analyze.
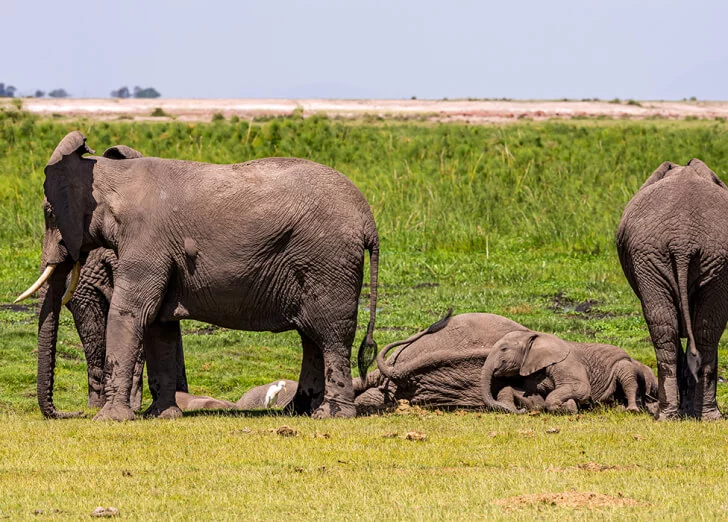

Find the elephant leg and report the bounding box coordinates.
[690,288,728,420]
[289,332,325,415]
[638,287,682,420]
[130,347,145,411]
[176,336,189,393]
[543,384,587,414]
[93,306,144,421]
[143,320,183,419]
[614,359,640,412]
[313,345,356,419]
[67,294,108,409]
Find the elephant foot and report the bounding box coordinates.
[699,408,722,421]
[546,399,578,415]
[312,398,356,419]
[655,410,680,421]
[624,404,641,414]
[93,402,135,421]
[144,401,183,419]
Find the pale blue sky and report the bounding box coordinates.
[4,0,727,100]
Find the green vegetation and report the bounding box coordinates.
[1,111,728,518]
[149,107,169,117]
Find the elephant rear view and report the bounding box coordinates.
[19,131,379,420]
[617,159,728,420]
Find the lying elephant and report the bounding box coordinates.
[481,330,658,414]
[174,379,298,412]
[354,311,529,413]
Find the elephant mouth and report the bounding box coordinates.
[15,261,81,305]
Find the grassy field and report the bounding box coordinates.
[1,103,728,519]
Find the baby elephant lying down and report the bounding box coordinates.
[357,311,658,415]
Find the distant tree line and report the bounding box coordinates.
[1,82,161,99]
[110,86,161,99]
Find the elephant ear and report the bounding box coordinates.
[686,158,728,189]
[44,131,95,262]
[639,161,680,190]
[519,333,571,376]
[102,145,143,160]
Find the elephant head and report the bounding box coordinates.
[480,330,570,413]
[15,133,142,417]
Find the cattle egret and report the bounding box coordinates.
[264,380,288,408]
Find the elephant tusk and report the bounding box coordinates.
[61,262,81,306]
[14,265,56,303]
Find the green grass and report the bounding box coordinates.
[2,109,728,518]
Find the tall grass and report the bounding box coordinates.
[3,110,727,254]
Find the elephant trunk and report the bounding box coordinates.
[480,357,518,413]
[36,261,84,419]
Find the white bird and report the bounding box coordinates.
[264,380,288,408]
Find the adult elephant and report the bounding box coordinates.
[617,159,728,420]
[16,131,379,420]
[366,311,529,410]
[480,330,657,414]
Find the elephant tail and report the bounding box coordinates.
[376,309,454,381]
[673,253,700,381]
[357,234,380,378]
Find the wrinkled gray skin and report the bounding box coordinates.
[34,131,378,421]
[175,392,236,411]
[236,380,298,410]
[480,330,658,414]
[65,245,188,412]
[617,159,728,420]
[354,312,530,413]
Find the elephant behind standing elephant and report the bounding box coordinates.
[17,131,378,421]
[617,159,728,420]
[65,245,188,412]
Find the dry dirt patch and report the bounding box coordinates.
[493,491,648,510]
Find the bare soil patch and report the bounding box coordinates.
[11,98,728,123]
[493,491,648,510]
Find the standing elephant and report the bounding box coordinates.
[16,131,378,420]
[617,159,728,420]
[480,330,658,414]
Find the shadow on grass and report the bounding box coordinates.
[180,408,294,418]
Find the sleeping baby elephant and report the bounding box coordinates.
[481,330,658,414]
